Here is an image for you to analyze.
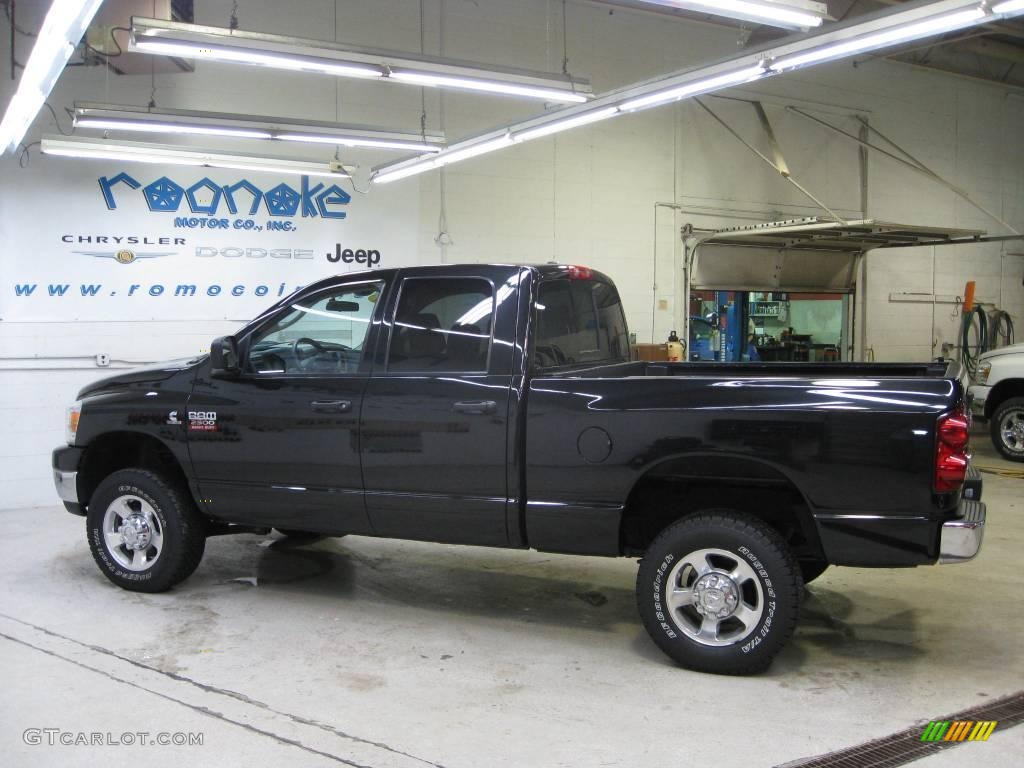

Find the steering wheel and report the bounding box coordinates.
[292,337,327,362]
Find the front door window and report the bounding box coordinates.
[247,281,383,375]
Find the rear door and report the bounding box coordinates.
[360,266,521,545]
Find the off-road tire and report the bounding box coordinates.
[87,469,207,593]
[636,510,802,675]
[990,396,1024,462]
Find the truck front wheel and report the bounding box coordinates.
[636,511,802,675]
[991,396,1024,462]
[86,469,207,593]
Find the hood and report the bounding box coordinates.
[77,357,202,399]
[980,342,1024,362]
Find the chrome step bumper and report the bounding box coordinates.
[53,469,78,504]
[939,499,986,564]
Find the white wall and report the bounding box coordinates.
[2,0,1023,509]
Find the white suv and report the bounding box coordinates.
[970,342,1024,461]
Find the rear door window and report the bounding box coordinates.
[387,277,494,373]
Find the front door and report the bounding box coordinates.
[360,267,519,546]
[187,276,387,534]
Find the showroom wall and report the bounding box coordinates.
[2,0,1023,509]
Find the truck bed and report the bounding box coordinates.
[525,357,965,564]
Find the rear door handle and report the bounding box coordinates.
[311,399,352,414]
[452,400,497,415]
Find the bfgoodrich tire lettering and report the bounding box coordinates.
[87,469,207,593]
[637,510,802,675]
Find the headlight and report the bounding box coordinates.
[66,400,83,445]
[976,361,991,385]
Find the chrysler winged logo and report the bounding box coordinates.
[74,249,173,264]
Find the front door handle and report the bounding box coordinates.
[452,400,497,415]
[311,399,352,414]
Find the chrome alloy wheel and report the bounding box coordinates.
[664,547,764,647]
[102,495,163,572]
[999,408,1024,454]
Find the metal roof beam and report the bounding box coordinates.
[787,106,1021,235]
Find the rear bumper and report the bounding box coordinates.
[963,462,982,501]
[939,499,986,564]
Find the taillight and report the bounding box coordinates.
[567,265,593,280]
[935,409,970,492]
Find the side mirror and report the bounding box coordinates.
[210,336,240,378]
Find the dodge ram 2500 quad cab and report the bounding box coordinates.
[54,263,986,674]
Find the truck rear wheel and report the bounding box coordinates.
[86,469,207,593]
[991,396,1024,462]
[636,510,802,675]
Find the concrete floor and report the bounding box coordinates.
[2,436,1022,767]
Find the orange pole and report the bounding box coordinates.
[963,281,976,312]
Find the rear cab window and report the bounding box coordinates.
[535,276,630,369]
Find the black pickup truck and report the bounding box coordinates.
[53,263,986,674]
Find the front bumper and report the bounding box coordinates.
[968,384,990,418]
[939,499,986,564]
[54,469,78,503]
[52,446,85,516]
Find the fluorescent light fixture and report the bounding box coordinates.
[72,103,446,153]
[769,8,986,70]
[372,0,1024,185]
[993,0,1024,12]
[374,134,514,183]
[388,70,589,103]
[275,134,442,152]
[0,0,105,153]
[513,107,620,142]
[130,40,385,79]
[75,118,273,139]
[619,65,768,111]
[129,17,592,103]
[40,136,351,178]
[372,163,436,184]
[434,135,514,167]
[374,64,765,182]
[635,0,826,30]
